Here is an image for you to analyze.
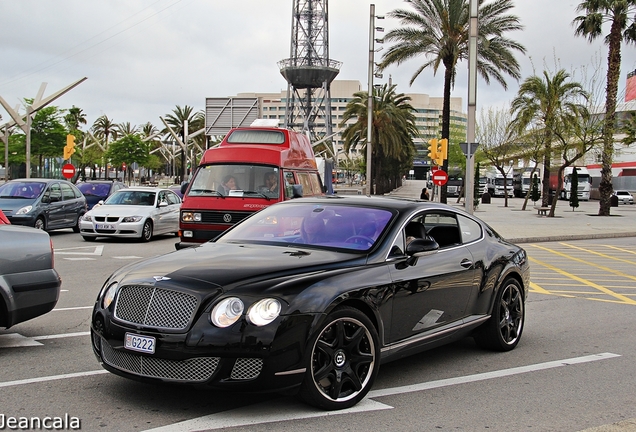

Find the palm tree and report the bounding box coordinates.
[340,84,418,194]
[509,69,588,209]
[573,0,636,216]
[117,122,138,137]
[64,106,87,132]
[91,115,118,149]
[163,105,205,180]
[378,0,525,202]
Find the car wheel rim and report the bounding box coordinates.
[498,283,523,345]
[310,317,375,403]
[35,219,44,230]
[143,222,152,240]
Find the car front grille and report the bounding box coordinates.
[230,358,263,380]
[199,210,251,225]
[114,285,198,330]
[95,216,120,223]
[100,339,219,382]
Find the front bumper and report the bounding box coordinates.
[79,220,144,238]
[91,311,317,392]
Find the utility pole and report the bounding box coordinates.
[465,0,478,214]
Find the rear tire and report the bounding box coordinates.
[474,278,525,351]
[299,306,380,410]
[73,214,83,233]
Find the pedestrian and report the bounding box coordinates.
[420,187,429,200]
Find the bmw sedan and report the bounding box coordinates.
[90,195,529,410]
[79,187,181,242]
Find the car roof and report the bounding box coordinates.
[284,195,470,215]
[9,178,74,184]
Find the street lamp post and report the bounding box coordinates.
[465,0,479,214]
[366,4,383,195]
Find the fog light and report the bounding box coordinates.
[183,230,193,238]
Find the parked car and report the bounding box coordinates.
[0,178,87,232]
[76,180,127,210]
[0,209,9,224]
[613,190,634,204]
[91,195,529,410]
[1,224,61,328]
[78,187,182,242]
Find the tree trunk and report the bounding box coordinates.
[598,19,622,216]
[440,63,453,204]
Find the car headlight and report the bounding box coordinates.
[102,282,118,309]
[16,205,33,215]
[182,212,201,222]
[210,297,244,327]
[122,216,143,223]
[247,298,281,326]
[82,214,93,222]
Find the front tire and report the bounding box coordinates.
[34,216,46,231]
[474,278,525,351]
[140,220,153,242]
[299,306,380,410]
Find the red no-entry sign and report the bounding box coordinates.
[62,163,76,179]
[432,170,448,186]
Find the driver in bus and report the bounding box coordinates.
[217,175,239,195]
[260,172,279,196]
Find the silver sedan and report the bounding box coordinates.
[78,187,181,242]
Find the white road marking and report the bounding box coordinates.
[144,398,393,432]
[34,331,90,340]
[53,306,93,311]
[143,352,620,432]
[55,245,104,256]
[63,257,96,261]
[0,370,108,388]
[0,333,43,348]
[114,256,143,259]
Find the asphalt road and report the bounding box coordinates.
[1,232,635,432]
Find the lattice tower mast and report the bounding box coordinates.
[278,0,341,144]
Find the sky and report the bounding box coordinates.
[2,0,636,130]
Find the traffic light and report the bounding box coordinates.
[427,138,438,165]
[435,138,448,166]
[64,134,76,160]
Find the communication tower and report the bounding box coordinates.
[278,0,341,145]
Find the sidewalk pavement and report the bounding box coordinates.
[340,179,636,244]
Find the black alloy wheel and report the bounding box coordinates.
[475,278,525,351]
[300,306,380,410]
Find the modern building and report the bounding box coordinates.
[230,80,467,179]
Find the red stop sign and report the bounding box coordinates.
[432,170,448,186]
[62,163,76,179]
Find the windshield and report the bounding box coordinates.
[495,178,513,186]
[218,203,394,252]
[104,190,155,206]
[188,164,281,199]
[77,183,110,197]
[0,181,46,199]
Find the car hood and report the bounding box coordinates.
[114,242,365,293]
[88,205,154,216]
[0,197,38,212]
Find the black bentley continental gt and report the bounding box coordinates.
[91,195,529,410]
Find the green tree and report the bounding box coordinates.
[569,166,580,210]
[509,69,588,208]
[163,105,205,179]
[339,84,418,195]
[378,0,525,202]
[573,0,636,216]
[106,135,150,185]
[64,106,87,132]
[29,105,67,177]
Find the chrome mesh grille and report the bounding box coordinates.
[114,285,198,330]
[230,358,263,380]
[100,339,219,382]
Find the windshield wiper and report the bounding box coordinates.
[242,190,271,201]
[189,189,224,198]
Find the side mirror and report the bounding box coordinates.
[41,194,50,204]
[158,201,168,208]
[406,238,439,257]
[292,184,303,198]
[180,182,189,195]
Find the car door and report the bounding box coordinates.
[43,182,65,229]
[60,182,80,226]
[388,210,476,344]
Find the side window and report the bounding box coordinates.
[166,191,181,204]
[423,212,461,248]
[49,183,62,202]
[296,172,314,196]
[457,215,482,244]
[61,183,75,200]
[283,171,296,199]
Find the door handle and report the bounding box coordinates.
[460,259,472,268]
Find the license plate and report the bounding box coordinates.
[124,333,155,354]
[96,223,114,230]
